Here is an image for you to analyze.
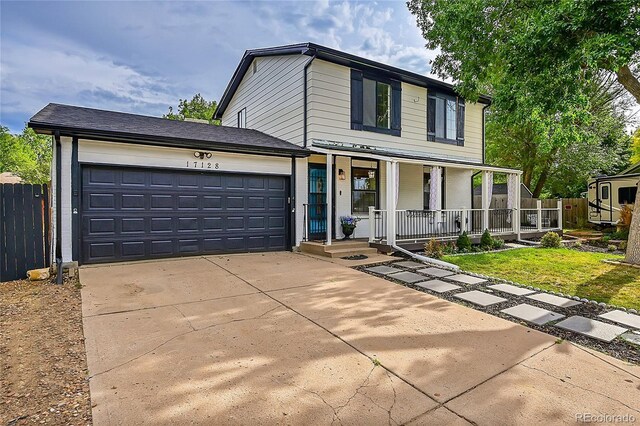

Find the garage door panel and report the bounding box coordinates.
[81,166,289,264]
[121,170,146,186]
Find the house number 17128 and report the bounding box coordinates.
[186,161,219,169]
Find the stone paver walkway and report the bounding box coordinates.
[361,259,637,355]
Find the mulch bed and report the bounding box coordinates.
[0,273,92,425]
[355,259,640,365]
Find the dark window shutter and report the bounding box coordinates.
[456,98,465,146]
[350,69,363,130]
[391,80,401,135]
[427,95,436,141]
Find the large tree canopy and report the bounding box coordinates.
[408,0,638,197]
[164,93,220,125]
[407,0,640,106]
[0,126,52,184]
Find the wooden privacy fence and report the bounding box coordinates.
[521,197,588,229]
[0,183,50,282]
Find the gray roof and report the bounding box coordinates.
[29,103,309,157]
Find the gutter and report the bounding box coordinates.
[54,131,63,284]
[28,123,310,158]
[302,51,317,148]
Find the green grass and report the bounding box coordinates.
[443,248,640,310]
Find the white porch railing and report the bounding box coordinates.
[368,200,562,243]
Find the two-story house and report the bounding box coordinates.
[29,42,560,268]
[214,43,556,253]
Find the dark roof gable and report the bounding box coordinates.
[214,42,491,119]
[29,103,308,157]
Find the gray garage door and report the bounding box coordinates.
[81,166,289,264]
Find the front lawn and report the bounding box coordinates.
[443,248,640,310]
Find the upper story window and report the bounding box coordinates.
[427,93,465,146]
[237,108,246,128]
[350,69,401,136]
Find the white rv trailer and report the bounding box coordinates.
[587,173,640,226]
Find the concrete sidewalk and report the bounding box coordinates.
[80,252,640,425]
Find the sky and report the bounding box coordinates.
[0,0,437,133]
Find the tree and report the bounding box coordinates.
[630,128,640,164]
[0,126,52,184]
[485,73,632,197]
[164,93,220,125]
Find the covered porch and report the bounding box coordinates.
[302,147,562,249]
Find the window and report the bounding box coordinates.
[352,167,377,214]
[350,69,401,136]
[237,108,246,128]
[601,185,609,200]
[619,186,637,204]
[428,93,464,145]
[423,173,431,210]
[363,79,391,129]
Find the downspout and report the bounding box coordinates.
[302,52,317,148]
[391,244,460,270]
[481,104,490,164]
[54,131,63,284]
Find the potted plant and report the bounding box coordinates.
[339,216,360,239]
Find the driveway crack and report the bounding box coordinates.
[89,304,282,378]
[519,363,640,414]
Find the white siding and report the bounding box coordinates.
[60,137,73,263]
[78,140,291,175]
[220,55,309,145]
[307,59,484,162]
[295,157,308,246]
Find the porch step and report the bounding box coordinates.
[299,240,379,258]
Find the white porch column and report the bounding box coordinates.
[326,153,332,245]
[482,171,493,231]
[429,166,442,211]
[386,160,397,246]
[507,173,520,235]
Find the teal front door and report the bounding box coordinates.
[308,164,327,240]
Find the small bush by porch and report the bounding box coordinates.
[443,248,640,310]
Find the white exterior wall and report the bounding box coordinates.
[444,168,473,209]
[295,157,308,246]
[397,163,424,210]
[307,59,484,163]
[220,55,309,145]
[78,140,292,175]
[60,137,73,263]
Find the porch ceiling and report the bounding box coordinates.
[310,140,522,174]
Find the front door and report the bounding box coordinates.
[308,164,327,240]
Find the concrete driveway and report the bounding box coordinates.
[80,252,640,425]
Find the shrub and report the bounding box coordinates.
[442,241,457,255]
[607,244,617,252]
[456,231,472,251]
[574,241,582,248]
[491,238,505,250]
[424,239,443,259]
[480,229,493,249]
[620,241,627,251]
[540,231,562,248]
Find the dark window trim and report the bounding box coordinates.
[237,108,246,128]
[351,162,379,215]
[428,92,463,146]
[351,69,401,137]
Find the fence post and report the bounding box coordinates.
[537,199,543,231]
[558,199,563,231]
[368,206,375,243]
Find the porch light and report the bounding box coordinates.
[194,151,212,159]
[338,169,346,180]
